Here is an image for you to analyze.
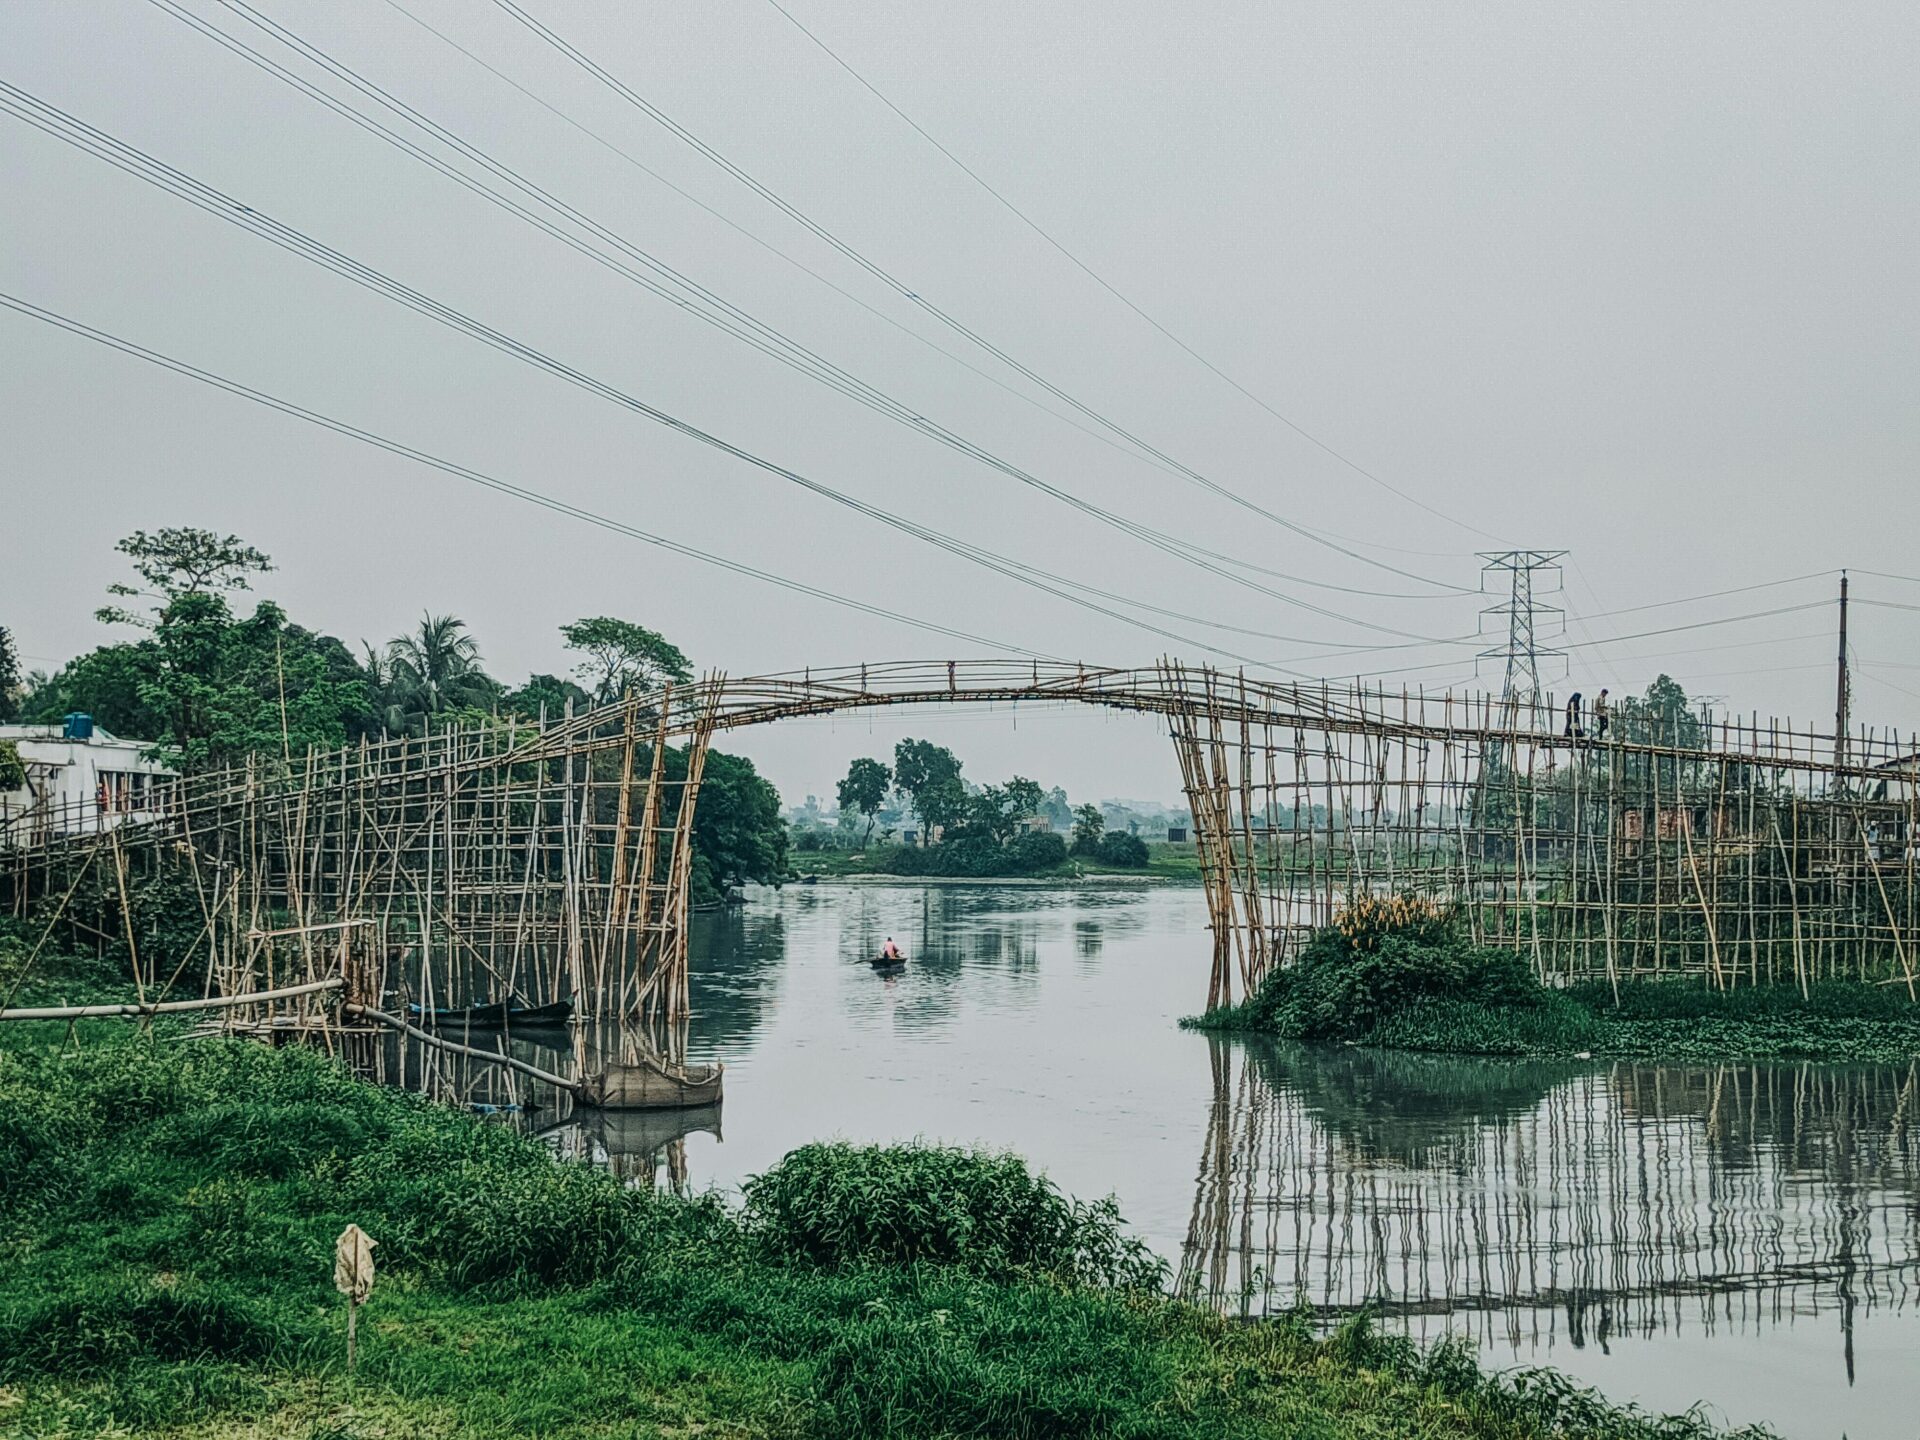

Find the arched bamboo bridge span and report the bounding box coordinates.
[7,659,1917,1027]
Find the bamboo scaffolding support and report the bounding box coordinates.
[3,660,1914,1023]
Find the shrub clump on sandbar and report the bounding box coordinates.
[1192,895,1920,1062]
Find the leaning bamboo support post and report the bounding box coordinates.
[4,976,343,1021]
[107,827,146,1004]
[1678,804,1725,989]
[630,689,674,1016]
[1234,672,1265,988]
[1853,805,1917,1000]
[600,696,640,998]
[346,1004,580,1094]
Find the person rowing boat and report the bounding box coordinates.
[872,937,905,967]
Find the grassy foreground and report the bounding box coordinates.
[0,1034,1777,1440]
[1193,898,1920,1063]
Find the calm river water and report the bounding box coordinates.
[471,883,1917,1440]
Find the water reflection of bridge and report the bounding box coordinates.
[1180,1042,1920,1366]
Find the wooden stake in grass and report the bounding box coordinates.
[333,1224,377,1379]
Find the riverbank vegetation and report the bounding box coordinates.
[0,1026,1774,1439]
[1193,897,1920,1062]
[792,740,1184,881]
[4,527,788,910]
[792,839,1203,883]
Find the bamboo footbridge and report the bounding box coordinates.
[6,660,1917,1037]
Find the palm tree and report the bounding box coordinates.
[384,614,494,722]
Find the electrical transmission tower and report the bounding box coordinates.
[1478,550,1566,712]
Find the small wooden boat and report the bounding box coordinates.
[578,1052,724,1110]
[407,998,574,1030]
[870,955,907,973]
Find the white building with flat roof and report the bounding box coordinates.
[0,717,176,845]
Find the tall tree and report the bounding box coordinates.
[560,617,692,705]
[96,528,273,628]
[1070,803,1106,855]
[892,738,963,844]
[126,593,367,768]
[0,625,20,723]
[961,776,1046,844]
[385,614,495,720]
[1002,776,1044,824]
[836,756,892,844]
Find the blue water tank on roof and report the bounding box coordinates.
[63,713,94,741]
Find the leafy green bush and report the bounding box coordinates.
[742,1142,1164,1289]
[1567,976,1917,1021]
[1365,993,1602,1056]
[1005,829,1067,871]
[1230,909,1540,1044]
[1093,831,1149,867]
[0,739,25,792]
[0,1280,304,1378]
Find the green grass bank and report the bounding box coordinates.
[1190,897,1920,1063]
[0,1026,1779,1439]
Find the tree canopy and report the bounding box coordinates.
[96,528,274,628]
[382,614,497,722]
[836,756,892,844]
[27,528,790,905]
[1070,803,1106,855]
[891,738,963,840]
[0,626,21,724]
[560,617,692,705]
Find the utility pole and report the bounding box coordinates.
[1478,550,1567,723]
[1835,570,1850,784]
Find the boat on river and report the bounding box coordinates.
[407,998,574,1030]
[578,1051,724,1110]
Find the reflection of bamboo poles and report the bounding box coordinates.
[1178,1044,1920,1358]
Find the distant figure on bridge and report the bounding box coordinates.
[1594,688,1611,741]
[1564,691,1585,740]
[880,937,902,961]
[947,660,956,693]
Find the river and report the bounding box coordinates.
[456,882,1918,1440]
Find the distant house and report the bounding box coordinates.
[1166,825,1189,843]
[0,715,175,846]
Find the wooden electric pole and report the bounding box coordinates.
[1834,570,1850,785]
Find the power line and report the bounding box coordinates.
[1563,601,1832,650]
[1569,569,1839,623]
[0,290,1039,658]
[0,90,1374,674]
[376,0,1460,565]
[144,1,1469,625]
[1852,568,1920,587]
[758,0,1506,548]
[488,0,1478,592]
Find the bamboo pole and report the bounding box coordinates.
[4,976,343,1021]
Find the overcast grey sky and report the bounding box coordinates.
[3,0,1915,805]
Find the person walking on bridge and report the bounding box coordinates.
[1564,691,1585,740]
